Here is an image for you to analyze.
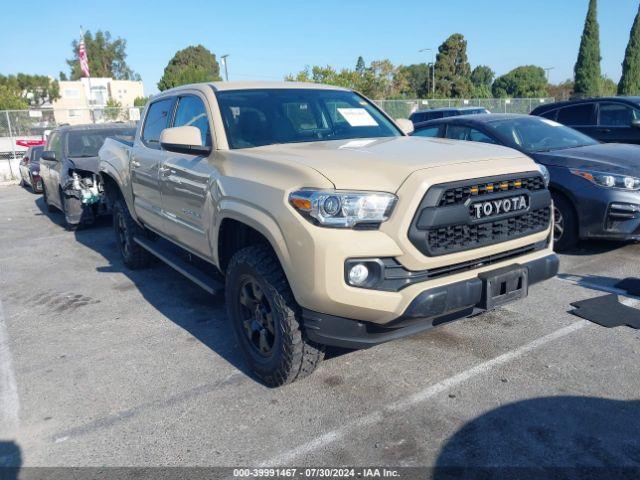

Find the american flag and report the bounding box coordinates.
[78,40,90,77]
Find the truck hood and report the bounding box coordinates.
[246,137,524,191]
[534,143,640,176]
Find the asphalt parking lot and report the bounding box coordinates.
[0,183,639,471]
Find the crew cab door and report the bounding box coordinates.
[130,97,175,232]
[159,94,215,257]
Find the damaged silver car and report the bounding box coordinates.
[40,124,136,229]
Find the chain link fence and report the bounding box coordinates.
[0,107,143,180]
[374,98,554,119]
[0,99,552,180]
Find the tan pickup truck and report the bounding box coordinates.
[98,81,558,386]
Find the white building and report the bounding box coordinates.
[53,78,144,124]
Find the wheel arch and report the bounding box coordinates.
[216,203,292,280]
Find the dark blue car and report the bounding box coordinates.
[412,114,640,250]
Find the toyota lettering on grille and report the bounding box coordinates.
[471,195,529,220]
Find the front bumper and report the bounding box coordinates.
[561,177,640,240]
[303,253,558,349]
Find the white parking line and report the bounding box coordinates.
[260,320,589,466]
[0,298,19,438]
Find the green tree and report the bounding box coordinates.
[574,0,601,97]
[619,5,640,95]
[355,56,366,75]
[67,30,139,80]
[104,98,122,121]
[398,64,430,98]
[0,74,60,107]
[492,66,549,97]
[286,58,409,99]
[548,80,574,101]
[157,45,221,91]
[0,85,29,110]
[133,96,149,107]
[59,71,68,81]
[471,65,494,87]
[600,75,618,96]
[433,34,473,98]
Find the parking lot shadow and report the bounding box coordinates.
[557,273,640,299]
[0,440,21,478]
[36,196,354,383]
[560,240,637,257]
[433,396,640,480]
[48,210,260,383]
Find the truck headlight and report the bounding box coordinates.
[571,169,640,190]
[289,189,397,228]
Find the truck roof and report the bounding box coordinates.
[158,81,350,94]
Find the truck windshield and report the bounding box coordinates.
[215,88,401,149]
[68,128,135,158]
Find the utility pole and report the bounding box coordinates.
[221,54,230,81]
[419,48,435,95]
[544,67,554,83]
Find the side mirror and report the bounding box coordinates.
[160,126,211,155]
[631,119,640,129]
[396,118,415,135]
[41,150,57,162]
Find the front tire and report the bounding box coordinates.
[226,245,324,387]
[61,191,79,231]
[42,184,56,213]
[552,192,578,251]
[113,198,153,269]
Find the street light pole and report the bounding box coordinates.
[544,67,554,83]
[419,48,435,95]
[221,54,230,81]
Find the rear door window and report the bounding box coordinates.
[557,103,596,126]
[413,125,441,137]
[142,98,175,149]
[598,102,639,126]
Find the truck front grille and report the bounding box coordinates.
[426,207,551,255]
[408,172,551,257]
[439,175,545,206]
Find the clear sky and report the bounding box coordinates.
[0,0,637,96]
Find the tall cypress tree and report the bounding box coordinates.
[619,5,640,95]
[574,0,602,97]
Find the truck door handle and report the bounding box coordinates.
[596,128,611,133]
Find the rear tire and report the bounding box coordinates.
[113,197,153,269]
[552,192,578,251]
[225,245,324,387]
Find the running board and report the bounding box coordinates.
[133,236,224,295]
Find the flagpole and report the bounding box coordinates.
[80,26,93,122]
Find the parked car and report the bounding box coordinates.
[409,107,490,124]
[98,82,557,386]
[39,123,136,229]
[530,97,640,144]
[18,145,44,193]
[413,114,640,250]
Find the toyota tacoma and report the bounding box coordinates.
[98,82,558,386]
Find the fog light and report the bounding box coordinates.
[348,263,369,286]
